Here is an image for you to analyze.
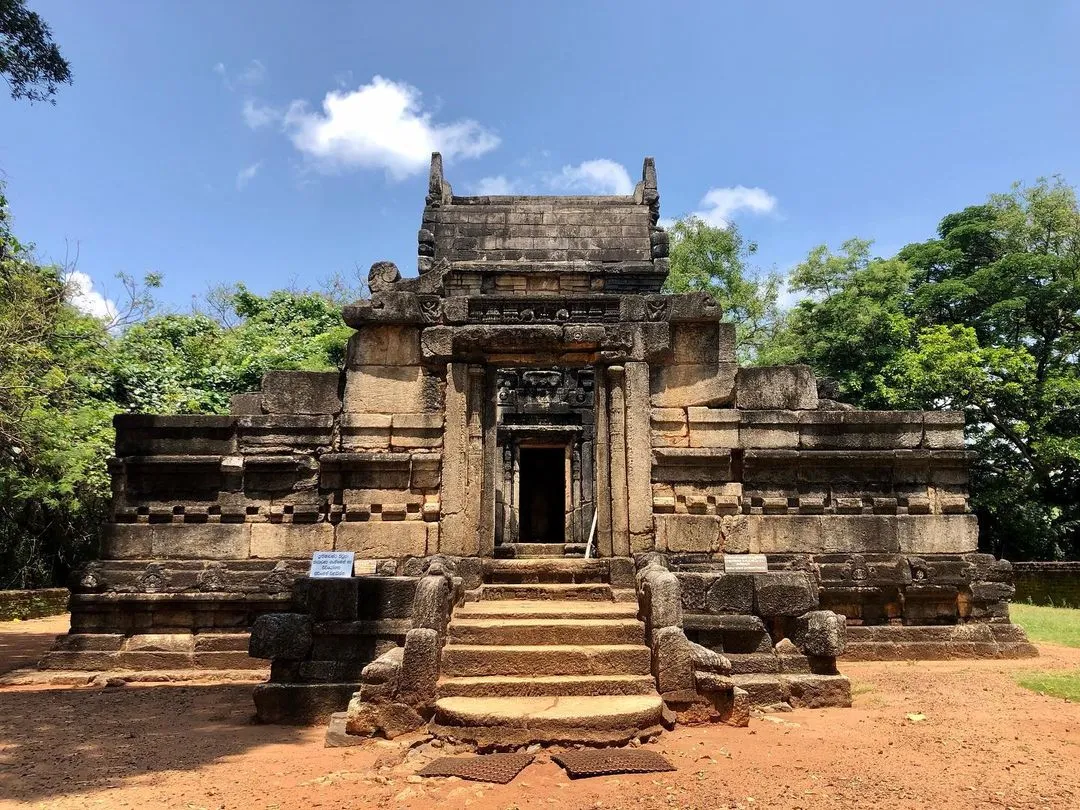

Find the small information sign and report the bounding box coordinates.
[309,551,355,578]
[353,558,378,576]
[723,553,769,573]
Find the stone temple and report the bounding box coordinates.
[44,155,1036,745]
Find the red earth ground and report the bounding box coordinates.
[1,614,1078,810]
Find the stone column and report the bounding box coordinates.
[594,367,613,557]
[571,443,582,544]
[625,361,654,554]
[463,366,484,549]
[478,366,497,557]
[500,443,513,545]
[440,362,475,555]
[607,366,630,557]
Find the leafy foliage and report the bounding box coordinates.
[765,179,1080,560]
[1,188,115,587]
[0,189,354,587]
[664,216,781,362]
[0,0,71,103]
[109,287,351,415]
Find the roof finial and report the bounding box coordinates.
[427,152,452,205]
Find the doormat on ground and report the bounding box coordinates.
[417,752,535,783]
[552,749,676,778]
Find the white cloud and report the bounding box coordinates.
[549,159,634,195]
[691,186,777,228]
[236,161,263,190]
[215,59,266,90]
[242,98,278,129]
[281,75,499,179]
[473,175,516,195]
[66,271,117,322]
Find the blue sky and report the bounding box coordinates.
[4,1,1079,317]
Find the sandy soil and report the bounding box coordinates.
[1,615,1078,810]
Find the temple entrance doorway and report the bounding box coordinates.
[518,447,566,544]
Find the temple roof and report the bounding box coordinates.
[417,154,666,283]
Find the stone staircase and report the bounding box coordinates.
[494,541,587,559]
[430,559,666,748]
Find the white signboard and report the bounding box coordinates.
[309,551,355,578]
[353,558,378,576]
[723,553,769,573]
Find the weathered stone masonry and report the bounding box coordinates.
[43,154,1034,738]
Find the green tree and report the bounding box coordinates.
[766,179,1080,560]
[664,216,781,361]
[759,238,915,406]
[0,0,71,103]
[0,187,115,587]
[109,285,352,415]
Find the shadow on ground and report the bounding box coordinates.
[0,631,65,675]
[0,681,313,803]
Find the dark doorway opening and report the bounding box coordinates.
[519,447,565,543]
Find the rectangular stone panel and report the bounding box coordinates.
[897,514,979,553]
[114,415,236,456]
[391,413,444,450]
[799,411,924,450]
[148,524,251,560]
[649,363,737,408]
[654,514,721,553]
[650,407,688,448]
[671,323,720,364]
[687,407,740,448]
[739,515,901,554]
[346,325,423,367]
[340,414,392,450]
[336,520,428,558]
[235,415,334,451]
[923,411,965,449]
[343,365,444,414]
[259,371,342,415]
[250,523,335,558]
[101,524,152,559]
[735,365,818,410]
[739,411,800,449]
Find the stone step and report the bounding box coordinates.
[480,583,614,602]
[448,617,646,646]
[437,673,657,698]
[495,543,566,559]
[441,643,653,677]
[482,558,609,584]
[431,694,665,748]
[456,599,639,620]
[563,543,587,556]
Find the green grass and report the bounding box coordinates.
[1015,670,1080,702]
[1010,603,1080,648]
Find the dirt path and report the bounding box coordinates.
[1,617,1078,809]
[0,614,69,676]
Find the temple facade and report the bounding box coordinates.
[43,155,1035,744]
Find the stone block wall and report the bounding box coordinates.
[0,588,69,621]
[1013,562,1080,608]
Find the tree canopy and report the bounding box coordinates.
[664,216,781,362]
[0,0,71,103]
[0,188,355,587]
[761,178,1080,561]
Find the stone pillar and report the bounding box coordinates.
[571,443,582,544]
[625,361,654,554]
[594,367,613,557]
[440,362,477,555]
[511,443,520,544]
[478,366,497,557]
[500,443,513,546]
[608,366,630,557]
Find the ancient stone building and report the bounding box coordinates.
[43,155,1035,744]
